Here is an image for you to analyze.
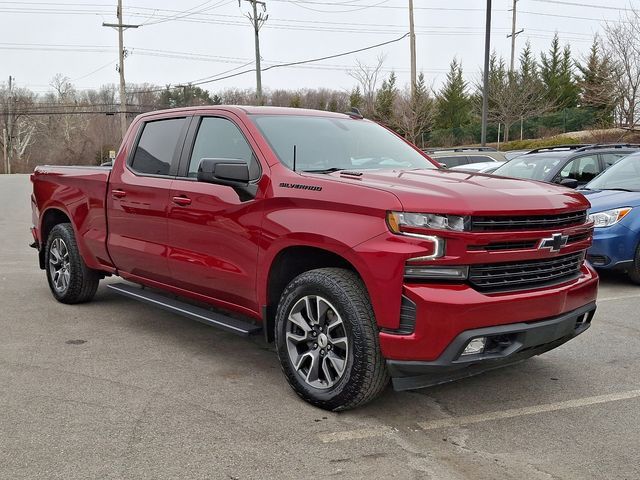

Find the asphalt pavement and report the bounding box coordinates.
[1,174,639,479]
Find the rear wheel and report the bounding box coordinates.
[628,242,640,285]
[45,223,100,304]
[275,268,388,411]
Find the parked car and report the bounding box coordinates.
[450,161,504,173]
[581,152,640,283]
[423,147,507,169]
[492,144,640,188]
[504,149,532,160]
[30,106,598,410]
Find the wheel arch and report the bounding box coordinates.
[263,245,365,342]
[38,207,72,269]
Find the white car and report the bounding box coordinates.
[450,161,504,173]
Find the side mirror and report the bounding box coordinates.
[197,158,250,186]
[559,178,579,189]
[439,163,448,169]
[197,158,257,201]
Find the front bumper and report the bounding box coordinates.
[587,223,637,270]
[388,302,596,391]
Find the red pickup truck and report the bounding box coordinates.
[30,106,598,410]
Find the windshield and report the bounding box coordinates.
[586,153,640,191]
[493,153,566,180]
[252,115,436,172]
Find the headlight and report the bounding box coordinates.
[387,211,468,233]
[588,207,632,228]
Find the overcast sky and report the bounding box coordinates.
[1,0,637,96]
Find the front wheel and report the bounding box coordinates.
[45,223,100,304]
[274,268,389,411]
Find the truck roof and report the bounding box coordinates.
[136,105,353,120]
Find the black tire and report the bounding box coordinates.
[44,223,100,304]
[274,268,389,411]
[628,242,640,285]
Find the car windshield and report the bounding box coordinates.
[252,115,436,172]
[493,153,566,181]
[586,153,640,191]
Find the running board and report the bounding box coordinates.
[107,282,262,336]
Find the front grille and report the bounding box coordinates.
[468,240,538,251]
[471,210,587,231]
[469,232,591,252]
[468,252,584,292]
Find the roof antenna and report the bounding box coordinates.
[293,145,297,172]
[344,107,363,119]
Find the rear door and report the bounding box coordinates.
[165,114,266,313]
[107,116,190,284]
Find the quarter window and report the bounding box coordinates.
[188,117,260,179]
[130,118,187,176]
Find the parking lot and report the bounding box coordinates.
[1,173,639,479]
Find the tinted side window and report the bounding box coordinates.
[188,117,260,179]
[437,156,465,167]
[130,118,187,176]
[559,155,599,183]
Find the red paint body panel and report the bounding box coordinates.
[30,106,598,365]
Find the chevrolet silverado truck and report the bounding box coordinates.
[30,106,598,410]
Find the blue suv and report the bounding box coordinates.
[581,152,640,283]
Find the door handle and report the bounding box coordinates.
[112,189,127,199]
[172,195,192,206]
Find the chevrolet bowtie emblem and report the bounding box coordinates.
[539,233,569,253]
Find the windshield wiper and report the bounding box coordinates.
[602,187,635,192]
[303,167,347,174]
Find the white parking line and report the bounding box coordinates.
[318,390,640,443]
[598,294,640,302]
[417,389,640,431]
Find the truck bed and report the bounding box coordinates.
[31,165,114,272]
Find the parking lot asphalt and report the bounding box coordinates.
[1,174,639,480]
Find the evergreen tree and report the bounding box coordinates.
[396,72,434,145]
[159,85,212,108]
[519,41,539,84]
[577,37,616,124]
[435,58,472,130]
[540,34,578,108]
[374,71,397,124]
[349,86,363,110]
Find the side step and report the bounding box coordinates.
[107,282,262,337]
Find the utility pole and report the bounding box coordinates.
[481,0,492,146]
[4,75,13,174]
[242,0,268,105]
[408,0,417,97]
[507,0,524,72]
[103,0,139,139]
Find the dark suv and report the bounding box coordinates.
[492,144,640,188]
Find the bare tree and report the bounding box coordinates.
[349,55,385,117]
[395,74,434,146]
[604,12,640,129]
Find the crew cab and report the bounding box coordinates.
[30,106,598,410]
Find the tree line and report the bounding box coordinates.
[2,11,639,174]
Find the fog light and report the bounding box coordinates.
[461,337,486,356]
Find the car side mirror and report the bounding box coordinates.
[439,163,448,169]
[559,178,579,189]
[197,158,257,201]
[197,158,250,185]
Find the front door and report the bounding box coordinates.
[166,115,266,313]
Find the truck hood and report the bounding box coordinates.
[580,189,640,213]
[326,169,590,215]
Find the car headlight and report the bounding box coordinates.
[387,212,468,233]
[588,207,632,228]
